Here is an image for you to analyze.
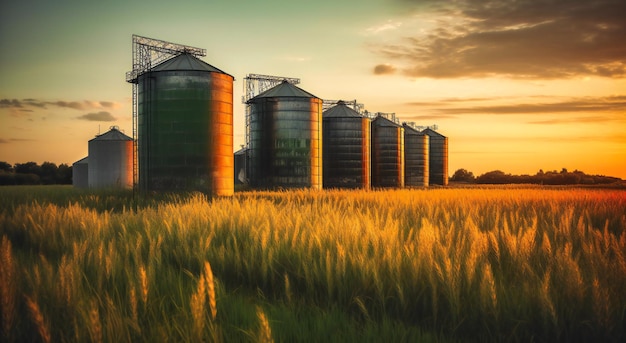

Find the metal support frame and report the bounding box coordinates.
[242,74,301,150]
[241,74,301,104]
[374,112,399,124]
[322,99,364,114]
[126,34,206,189]
[403,122,439,131]
[241,74,301,185]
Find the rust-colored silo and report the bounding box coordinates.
[371,115,404,188]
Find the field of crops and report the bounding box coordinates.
[0,185,624,342]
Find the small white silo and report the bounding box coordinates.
[72,156,89,188]
[88,126,133,188]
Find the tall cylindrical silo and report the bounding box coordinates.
[323,101,370,189]
[137,53,234,195]
[371,115,404,188]
[88,127,133,188]
[72,156,89,188]
[422,128,448,186]
[403,123,429,187]
[247,81,322,189]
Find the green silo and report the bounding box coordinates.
[137,53,234,195]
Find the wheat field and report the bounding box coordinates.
[0,186,624,342]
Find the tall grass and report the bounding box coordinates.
[0,186,624,342]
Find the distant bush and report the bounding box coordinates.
[0,161,72,185]
[451,168,622,185]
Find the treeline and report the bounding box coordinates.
[0,161,72,185]
[451,168,622,185]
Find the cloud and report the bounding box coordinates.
[0,99,22,108]
[365,20,403,35]
[404,114,458,120]
[404,95,626,115]
[373,64,397,75]
[0,98,122,111]
[376,0,626,79]
[77,111,117,122]
[54,101,85,110]
[527,116,619,125]
[0,138,36,144]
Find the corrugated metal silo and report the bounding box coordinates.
[371,115,404,188]
[322,101,370,189]
[137,53,234,195]
[88,127,133,188]
[422,128,448,186]
[234,148,247,185]
[403,123,429,187]
[247,81,322,189]
[72,156,88,188]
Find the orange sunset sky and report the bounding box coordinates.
[1,0,625,178]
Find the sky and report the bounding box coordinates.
[1,0,625,179]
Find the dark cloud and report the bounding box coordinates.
[0,99,22,108]
[403,114,458,120]
[373,64,397,75]
[77,111,116,122]
[54,101,84,110]
[0,98,121,111]
[405,95,626,115]
[528,116,618,125]
[0,138,36,144]
[379,0,626,79]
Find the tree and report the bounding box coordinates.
[0,161,12,172]
[40,161,58,184]
[14,162,41,176]
[476,170,509,184]
[56,164,72,184]
[450,168,475,183]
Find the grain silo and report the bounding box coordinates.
[247,81,322,189]
[371,115,404,188]
[88,127,133,188]
[72,156,88,188]
[422,128,448,186]
[403,123,429,187]
[136,53,234,195]
[322,101,370,189]
[234,147,247,185]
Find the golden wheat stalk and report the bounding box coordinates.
[1,236,16,340]
[129,286,139,329]
[89,300,102,343]
[203,261,217,321]
[190,276,206,340]
[256,306,273,343]
[139,265,148,306]
[25,296,51,343]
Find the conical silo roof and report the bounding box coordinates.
[372,115,401,127]
[323,101,362,118]
[73,156,89,165]
[422,128,446,138]
[150,53,232,77]
[89,127,133,142]
[250,80,318,100]
[403,123,424,135]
